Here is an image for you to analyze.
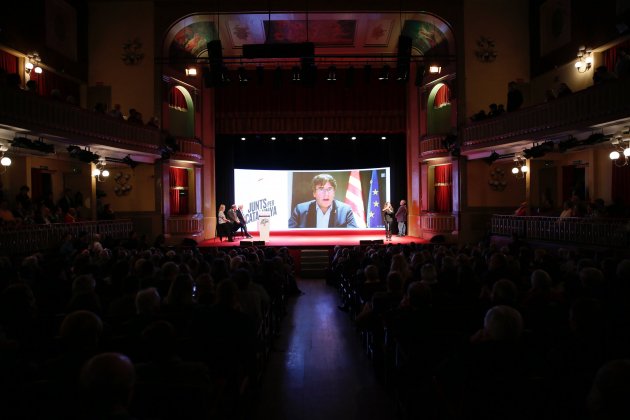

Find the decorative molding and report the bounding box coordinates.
[122,38,144,65]
[474,36,497,63]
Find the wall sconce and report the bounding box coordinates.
[609,132,630,166]
[0,147,11,174]
[185,67,197,76]
[92,157,110,182]
[25,52,42,74]
[575,46,593,73]
[429,64,442,74]
[512,154,528,179]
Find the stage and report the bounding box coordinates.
[198,229,427,249]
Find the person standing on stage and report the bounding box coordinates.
[395,199,408,236]
[236,204,253,238]
[382,201,395,241]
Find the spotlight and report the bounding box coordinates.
[326,66,337,82]
[291,66,301,82]
[122,155,138,168]
[237,66,248,83]
[378,65,390,81]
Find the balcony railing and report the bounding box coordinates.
[0,86,161,154]
[0,219,134,255]
[173,137,203,163]
[491,214,630,247]
[462,78,630,149]
[419,134,449,159]
[421,212,458,233]
[166,214,204,235]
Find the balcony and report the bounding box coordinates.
[420,212,458,239]
[166,214,204,236]
[173,137,203,163]
[461,77,630,150]
[0,219,134,255]
[0,86,162,154]
[491,214,630,248]
[419,134,449,159]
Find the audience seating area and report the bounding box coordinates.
[0,236,294,419]
[327,240,630,419]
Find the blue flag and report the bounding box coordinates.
[366,169,384,228]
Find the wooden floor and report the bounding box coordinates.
[252,278,396,420]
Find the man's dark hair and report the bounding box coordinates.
[311,174,337,192]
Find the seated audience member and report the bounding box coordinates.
[593,65,616,85]
[559,200,574,218]
[109,103,123,119]
[514,201,528,216]
[79,353,136,419]
[0,199,17,224]
[217,203,234,241]
[588,359,630,420]
[146,116,160,128]
[556,82,573,98]
[64,207,78,223]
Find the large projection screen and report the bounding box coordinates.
[234,167,390,231]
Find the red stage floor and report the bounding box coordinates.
[198,229,427,248]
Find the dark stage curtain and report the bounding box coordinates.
[434,164,452,212]
[214,69,406,134]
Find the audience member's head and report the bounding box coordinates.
[588,359,630,420]
[490,279,518,306]
[79,352,136,415]
[59,310,103,352]
[135,287,161,315]
[483,305,523,342]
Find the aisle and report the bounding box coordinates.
[253,278,396,420]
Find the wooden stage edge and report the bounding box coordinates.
[198,230,428,249]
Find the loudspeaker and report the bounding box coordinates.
[253,240,265,246]
[206,40,223,87]
[181,238,198,247]
[359,239,384,245]
[240,240,253,246]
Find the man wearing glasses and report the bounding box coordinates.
[288,173,357,228]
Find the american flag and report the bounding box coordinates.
[367,169,384,228]
[344,170,366,228]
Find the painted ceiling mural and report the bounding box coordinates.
[164,12,453,59]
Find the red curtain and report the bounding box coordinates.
[434,84,450,108]
[169,167,189,215]
[169,86,188,110]
[0,50,18,74]
[28,70,80,99]
[603,40,630,71]
[434,164,452,212]
[612,164,630,204]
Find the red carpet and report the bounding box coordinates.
[198,229,427,248]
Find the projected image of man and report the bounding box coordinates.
[288,174,357,228]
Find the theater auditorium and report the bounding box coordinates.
[1,1,630,419]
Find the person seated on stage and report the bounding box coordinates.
[236,204,253,238]
[288,173,357,228]
[227,204,247,238]
[217,204,234,241]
